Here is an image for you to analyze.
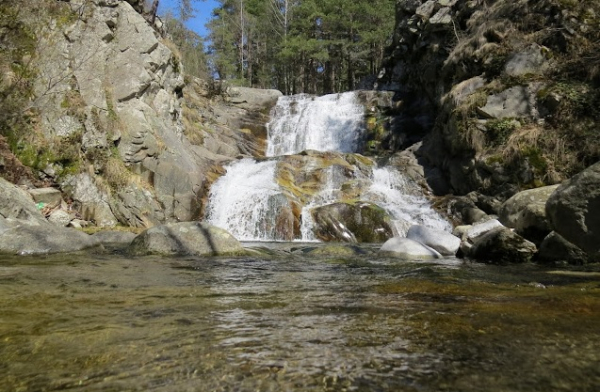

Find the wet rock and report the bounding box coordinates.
[546,162,600,261]
[468,227,537,264]
[499,185,559,244]
[311,202,394,243]
[406,225,460,256]
[538,231,588,265]
[379,237,442,259]
[128,222,245,256]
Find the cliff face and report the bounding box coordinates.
[379,0,600,198]
[0,0,279,228]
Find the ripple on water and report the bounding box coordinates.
[0,251,599,391]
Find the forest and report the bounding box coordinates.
[163,0,395,95]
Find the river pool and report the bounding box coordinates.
[1,244,599,391]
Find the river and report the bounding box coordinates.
[1,244,599,391]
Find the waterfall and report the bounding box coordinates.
[205,91,450,242]
[366,167,452,236]
[204,159,286,241]
[266,92,365,156]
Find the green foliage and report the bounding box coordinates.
[204,0,394,94]
[486,118,520,146]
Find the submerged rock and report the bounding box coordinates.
[128,222,245,256]
[406,225,460,256]
[379,237,442,260]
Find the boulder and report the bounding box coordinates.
[0,218,100,255]
[538,231,588,265]
[0,178,47,225]
[311,201,394,243]
[468,227,537,264]
[406,225,460,256]
[546,162,600,261]
[48,209,73,227]
[226,86,283,112]
[379,237,442,259]
[499,185,560,243]
[128,222,245,256]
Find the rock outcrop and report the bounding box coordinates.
[9,0,280,231]
[379,0,600,199]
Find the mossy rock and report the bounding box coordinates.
[311,201,394,243]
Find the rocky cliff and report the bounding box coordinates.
[0,0,280,229]
[378,0,600,199]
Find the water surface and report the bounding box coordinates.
[1,246,599,391]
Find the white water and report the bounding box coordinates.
[266,92,365,156]
[204,159,285,241]
[365,167,452,236]
[206,91,450,241]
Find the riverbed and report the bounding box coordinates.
[1,244,599,391]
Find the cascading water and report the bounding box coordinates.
[266,93,366,156]
[203,159,286,241]
[365,167,452,236]
[205,91,450,241]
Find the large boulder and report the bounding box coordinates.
[406,225,460,256]
[538,231,588,265]
[128,222,245,256]
[546,162,600,261]
[0,178,47,225]
[379,237,442,260]
[0,219,100,255]
[499,185,560,243]
[311,201,394,243]
[468,227,537,264]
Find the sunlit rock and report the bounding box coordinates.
[379,237,442,259]
[406,225,460,256]
[128,222,245,256]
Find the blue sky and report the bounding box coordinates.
[158,0,218,38]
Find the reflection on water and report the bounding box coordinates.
[1,247,599,391]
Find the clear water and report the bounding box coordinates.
[1,248,599,391]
